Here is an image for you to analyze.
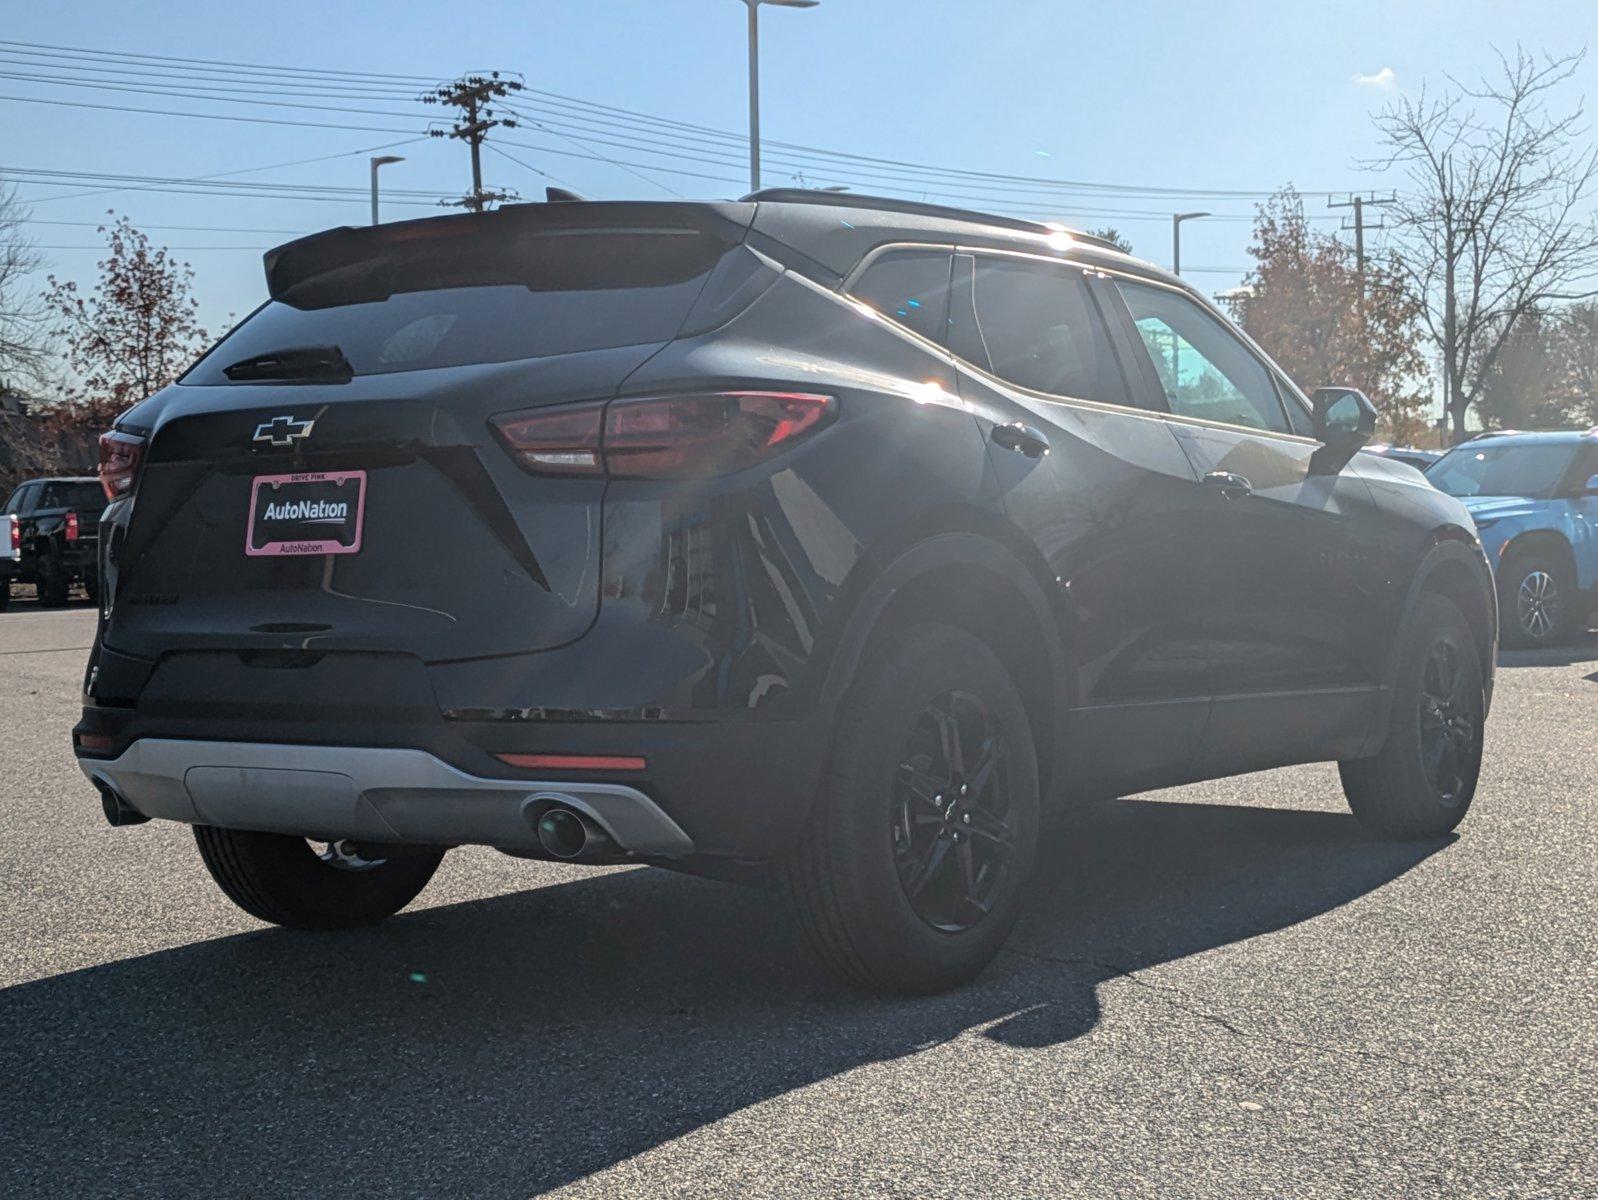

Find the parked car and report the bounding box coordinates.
[1363,443,1442,471]
[0,476,103,608]
[1425,428,1598,646]
[73,192,1497,994]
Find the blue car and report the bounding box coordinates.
[1426,429,1598,646]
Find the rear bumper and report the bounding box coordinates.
[78,739,695,857]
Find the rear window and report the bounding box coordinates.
[37,482,104,510]
[184,225,738,383]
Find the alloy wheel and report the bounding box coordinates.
[1515,569,1560,641]
[890,690,1015,933]
[1417,640,1478,805]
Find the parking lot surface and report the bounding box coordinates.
[1,600,1594,1198]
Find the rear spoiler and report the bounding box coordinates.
[262,201,756,304]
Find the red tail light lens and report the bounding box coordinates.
[65,511,79,542]
[489,403,605,476]
[98,429,147,501]
[7,515,17,553]
[490,392,835,480]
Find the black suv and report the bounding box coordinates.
[2,475,103,608]
[74,192,1496,994]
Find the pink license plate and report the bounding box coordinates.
[246,471,367,557]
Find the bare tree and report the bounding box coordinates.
[0,181,50,390]
[1371,48,1598,442]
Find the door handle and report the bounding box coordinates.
[991,423,1050,459]
[1202,470,1253,499]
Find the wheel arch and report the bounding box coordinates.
[1359,532,1497,756]
[1498,527,1577,581]
[820,525,1073,801]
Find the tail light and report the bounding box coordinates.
[491,392,836,480]
[7,515,17,553]
[98,429,147,501]
[65,511,80,542]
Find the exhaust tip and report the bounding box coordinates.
[536,807,588,859]
[94,778,149,827]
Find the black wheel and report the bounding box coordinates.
[37,553,69,607]
[785,622,1040,994]
[0,583,9,611]
[1340,593,1484,839]
[193,826,443,930]
[1498,546,1576,648]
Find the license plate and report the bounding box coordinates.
[246,471,366,557]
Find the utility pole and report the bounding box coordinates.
[424,73,523,212]
[1328,191,1396,308]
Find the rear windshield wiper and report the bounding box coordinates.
[222,344,354,382]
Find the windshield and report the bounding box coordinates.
[1425,441,1576,498]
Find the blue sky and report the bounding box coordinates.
[3,0,1594,334]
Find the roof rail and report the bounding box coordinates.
[739,188,1126,253]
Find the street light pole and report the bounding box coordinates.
[1171,210,1210,276]
[370,155,405,225]
[740,0,818,194]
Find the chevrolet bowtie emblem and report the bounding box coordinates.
[253,415,316,447]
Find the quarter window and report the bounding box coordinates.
[1115,280,1288,433]
[846,249,954,346]
[959,257,1128,405]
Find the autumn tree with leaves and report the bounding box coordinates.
[43,215,211,432]
[1226,187,1432,442]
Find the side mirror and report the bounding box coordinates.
[1309,386,1377,474]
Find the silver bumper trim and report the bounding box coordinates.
[78,739,694,858]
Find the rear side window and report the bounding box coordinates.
[846,249,953,346]
[4,484,34,514]
[957,256,1129,405]
[185,225,739,383]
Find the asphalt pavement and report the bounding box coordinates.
[1,598,1594,1198]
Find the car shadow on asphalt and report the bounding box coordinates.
[0,799,1449,1198]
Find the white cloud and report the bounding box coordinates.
[1352,67,1397,90]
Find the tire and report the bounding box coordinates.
[784,622,1041,994]
[1497,545,1577,648]
[37,553,69,607]
[193,826,443,930]
[1340,592,1485,839]
[0,583,9,611]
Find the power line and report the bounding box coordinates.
[0,37,1359,205]
[0,37,435,85]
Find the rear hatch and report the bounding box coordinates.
[104,202,754,664]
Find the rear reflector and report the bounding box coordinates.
[490,391,835,479]
[495,753,647,772]
[75,732,117,753]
